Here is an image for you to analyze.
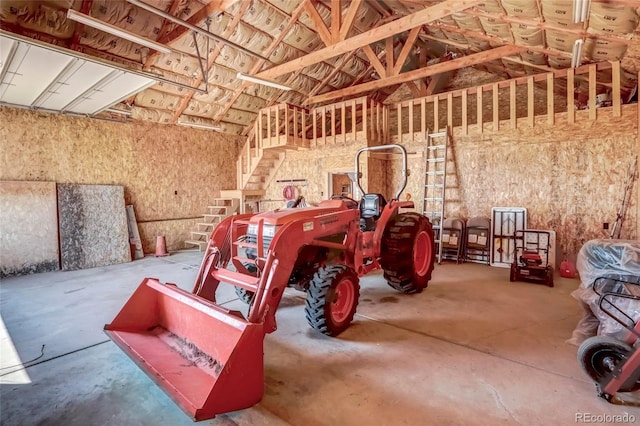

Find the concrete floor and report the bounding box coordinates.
[1,251,638,425]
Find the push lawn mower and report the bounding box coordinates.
[510,230,554,287]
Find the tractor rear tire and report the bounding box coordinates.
[235,263,257,305]
[305,265,360,336]
[380,213,435,294]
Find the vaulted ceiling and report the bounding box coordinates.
[1,0,639,136]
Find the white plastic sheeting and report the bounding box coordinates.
[568,239,640,343]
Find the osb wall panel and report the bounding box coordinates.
[264,138,375,206]
[0,107,242,252]
[389,105,638,261]
[58,184,130,271]
[0,181,59,277]
[138,219,197,255]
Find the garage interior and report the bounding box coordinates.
[1,0,640,424]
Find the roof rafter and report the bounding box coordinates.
[309,44,526,104]
[157,0,224,45]
[255,0,483,80]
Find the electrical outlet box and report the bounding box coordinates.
[603,222,609,230]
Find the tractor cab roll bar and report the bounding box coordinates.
[354,144,409,201]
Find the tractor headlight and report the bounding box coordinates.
[263,224,276,238]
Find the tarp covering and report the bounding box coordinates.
[568,240,640,344]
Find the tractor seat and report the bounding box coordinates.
[359,194,387,231]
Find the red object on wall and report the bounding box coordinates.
[560,259,576,278]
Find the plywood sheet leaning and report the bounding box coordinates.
[58,184,131,271]
[0,181,59,277]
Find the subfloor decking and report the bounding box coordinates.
[1,251,638,425]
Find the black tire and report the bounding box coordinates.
[510,263,517,282]
[235,263,257,305]
[305,265,360,336]
[546,267,554,287]
[578,336,640,392]
[380,213,435,294]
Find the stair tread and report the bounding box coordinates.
[191,231,210,237]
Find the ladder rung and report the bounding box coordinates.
[427,144,446,150]
[426,158,445,163]
[426,171,445,175]
[424,198,443,202]
[425,184,444,188]
[428,131,448,138]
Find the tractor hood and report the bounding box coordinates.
[249,200,352,226]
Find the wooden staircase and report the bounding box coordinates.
[184,197,239,251]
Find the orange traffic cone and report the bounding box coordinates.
[155,235,169,257]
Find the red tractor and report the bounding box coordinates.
[105,144,436,421]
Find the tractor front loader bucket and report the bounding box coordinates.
[104,278,265,421]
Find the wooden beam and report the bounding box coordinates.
[331,0,341,44]
[256,0,483,80]
[305,0,332,46]
[589,64,596,121]
[158,0,223,44]
[493,83,499,131]
[393,26,421,75]
[339,0,362,41]
[527,76,534,127]
[307,50,359,99]
[405,81,423,98]
[143,0,182,70]
[612,61,621,117]
[309,45,525,104]
[547,73,554,125]
[386,36,394,77]
[510,80,516,129]
[362,45,387,79]
[462,89,467,135]
[567,69,575,124]
[70,0,93,51]
[477,87,483,133]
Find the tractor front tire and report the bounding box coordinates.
[380,213,435,294]
[305,265,360,336]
